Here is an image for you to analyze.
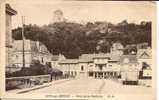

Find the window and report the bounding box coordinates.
[142,62,150,69]
[109,65,112,67]
[16,55,18,59]
[99,65,103,70]
[6,15,10,26]
[41,57,44,63]
[89,72,93,77]
[81,66,84,71]
[71,71,73,75]
[123,58,129,63]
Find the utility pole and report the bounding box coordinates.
[22,16,25,67]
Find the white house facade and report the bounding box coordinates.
[5,4,17,70]
[7,40,52,72]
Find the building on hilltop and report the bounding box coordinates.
[51,9,66,23]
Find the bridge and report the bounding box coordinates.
[6,74,58,90]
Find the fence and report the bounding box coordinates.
[6,75,51,90]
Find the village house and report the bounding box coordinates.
[78,54,100,78]
[92,54,121,79]
[57,42,124,79]
[120,55,139,72]
[7,40,52,72]
[124,42,149,55]
[124,43,152,79]
[5,4,17,70]
[78,58,94,78]
[57,42,152,81]
[107,59,121,78]
[59,59,79,77]
[119,55,140,84]
[110,42,124,56]
[77,53,121,79]
[137,47,152,79]
[92,54,110,79]
[137,43,149,50]
[124,44,137,55]
[51,54,66,69]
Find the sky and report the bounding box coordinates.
[6,0,155,29]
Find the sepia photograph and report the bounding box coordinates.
[0,0,156,99]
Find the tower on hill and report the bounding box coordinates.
[52,9,66,23]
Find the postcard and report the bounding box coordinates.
[0,0,156,99]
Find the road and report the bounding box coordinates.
[24,78,152,94]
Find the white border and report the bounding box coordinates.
[156,1,159,100]
[0,1,157,100]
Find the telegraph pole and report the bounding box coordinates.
[22,16,25,67]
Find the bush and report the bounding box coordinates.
[6,60,50,77]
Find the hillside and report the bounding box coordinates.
[12,20,151,58]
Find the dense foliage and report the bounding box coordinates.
[12,20,151,58]
[6,60,51,77]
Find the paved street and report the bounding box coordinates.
[24,78,152,94]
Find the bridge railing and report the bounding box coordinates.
[6,75,51,90]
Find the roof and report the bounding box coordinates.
[51,68,62,73]
[79,53,122,62]
[6,4,17,15]
[137,43,149,49]
[108,60,118,63]
[125,44,137,49]
[59,59,79,64]
[78,59,93,63]
[94,53,110,59]
[79,53,111,62]
[93,56,110,59]
[51,55,60,61]
[13,40,50,54]
[79,54,95,59]
[111,42,124,50]
[137,48,151,59]
[120,55,138,64]
[13,40,35,51]
[79,54,95,63]
[110,54,121,61]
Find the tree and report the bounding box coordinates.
[12,21,151,59]
[29,60,46,75]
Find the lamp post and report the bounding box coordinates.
[22,16,25,67]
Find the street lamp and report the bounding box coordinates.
[22,16,25,67]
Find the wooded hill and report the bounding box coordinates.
[12,20,151,58]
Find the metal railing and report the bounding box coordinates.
[6,75,51,90]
